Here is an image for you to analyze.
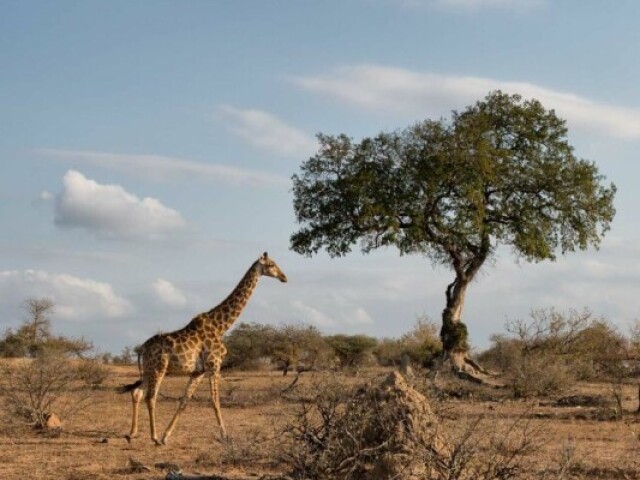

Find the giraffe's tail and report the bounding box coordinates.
[117,380,142,394]
[116,343,145,394]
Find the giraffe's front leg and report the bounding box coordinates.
[145,374,164,446]
[161,372,205,445]
[208,365,227,439]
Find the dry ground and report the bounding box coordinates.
[1,363,640,479]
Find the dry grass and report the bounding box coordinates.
[0,362,639,479]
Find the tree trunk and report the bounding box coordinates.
[440,276,469,355]
[439,276,490,382]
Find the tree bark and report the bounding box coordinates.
[439,275,491,381]
[440,275,468,352]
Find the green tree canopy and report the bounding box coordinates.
[326,334,378,369]
[291,91,616,378]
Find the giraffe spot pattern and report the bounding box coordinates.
[126,255,287,443]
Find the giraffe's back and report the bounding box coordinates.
[142,330,204,375]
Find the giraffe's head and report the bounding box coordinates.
[257,252,288,283]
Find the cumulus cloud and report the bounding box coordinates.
[291,65,640,139]
[289,296,374,328]
[0,269,131,321]
[216,105,317,158]
[37,150,289,187]
[350,307,374,325]
[291,300,336,327]
[38,190,53,202]
[151,278,188,308]
[53,170,186,241]
[32,190,54,208]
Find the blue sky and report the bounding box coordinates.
[1,0,639,354]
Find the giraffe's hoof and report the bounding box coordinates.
[153,438,163,447]
[125,434,132,444]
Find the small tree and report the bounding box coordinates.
[291,91,615,379]
[0,298,55,357]
[375,316,442,367]
[0,328,29,357]
[223,322,277,370]
[0,298,92,358]
[399,316,442,366]
[271,324,331,375]
[22,297,54,348]
[326,334,378,369]
[112,346,136,365]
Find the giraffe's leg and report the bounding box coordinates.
[126,385,145,442]
[209,366,227,439]
[145,374,164,446]
[161,372,205,445]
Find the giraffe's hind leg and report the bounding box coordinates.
[161,371,205,445]
[126,385,145,442]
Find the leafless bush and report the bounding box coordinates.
[439,413,543,480]
[0,352,101,428]
[479,308,628,398]
[222,427,280,468]
[193,426,281,473]
[511,354,574,398]
[75,357,110,387]
[280,381,352,478]
[281,373,541,479]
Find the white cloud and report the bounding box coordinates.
[37,149,289,188]
[38,190,53,202]
[0,269,131,321]
[291,65,640,139]
[216,105,317,158]
[291,300,336,327]
[287,289,375,329]
[54,170,187,241]
[32,190,54,208]
[151,278,188,308]
[349,307,374,325]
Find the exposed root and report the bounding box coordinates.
[445,352,505,387]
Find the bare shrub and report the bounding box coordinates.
[479,308,627,397]
[221,427,280,468]
[0,352,101,428]
[281,373,540,479]
[440,412,543,480]
[111,345,136,365]
[511,354,573,398]
[75,358,110,387]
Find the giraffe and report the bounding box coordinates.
[119,252,287,445]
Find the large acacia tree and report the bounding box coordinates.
[290,92,616,378]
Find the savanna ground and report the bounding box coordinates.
[2,363,640,480]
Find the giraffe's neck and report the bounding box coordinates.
[209,261,260,335]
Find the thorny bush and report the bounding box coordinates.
[281,373,543,480]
